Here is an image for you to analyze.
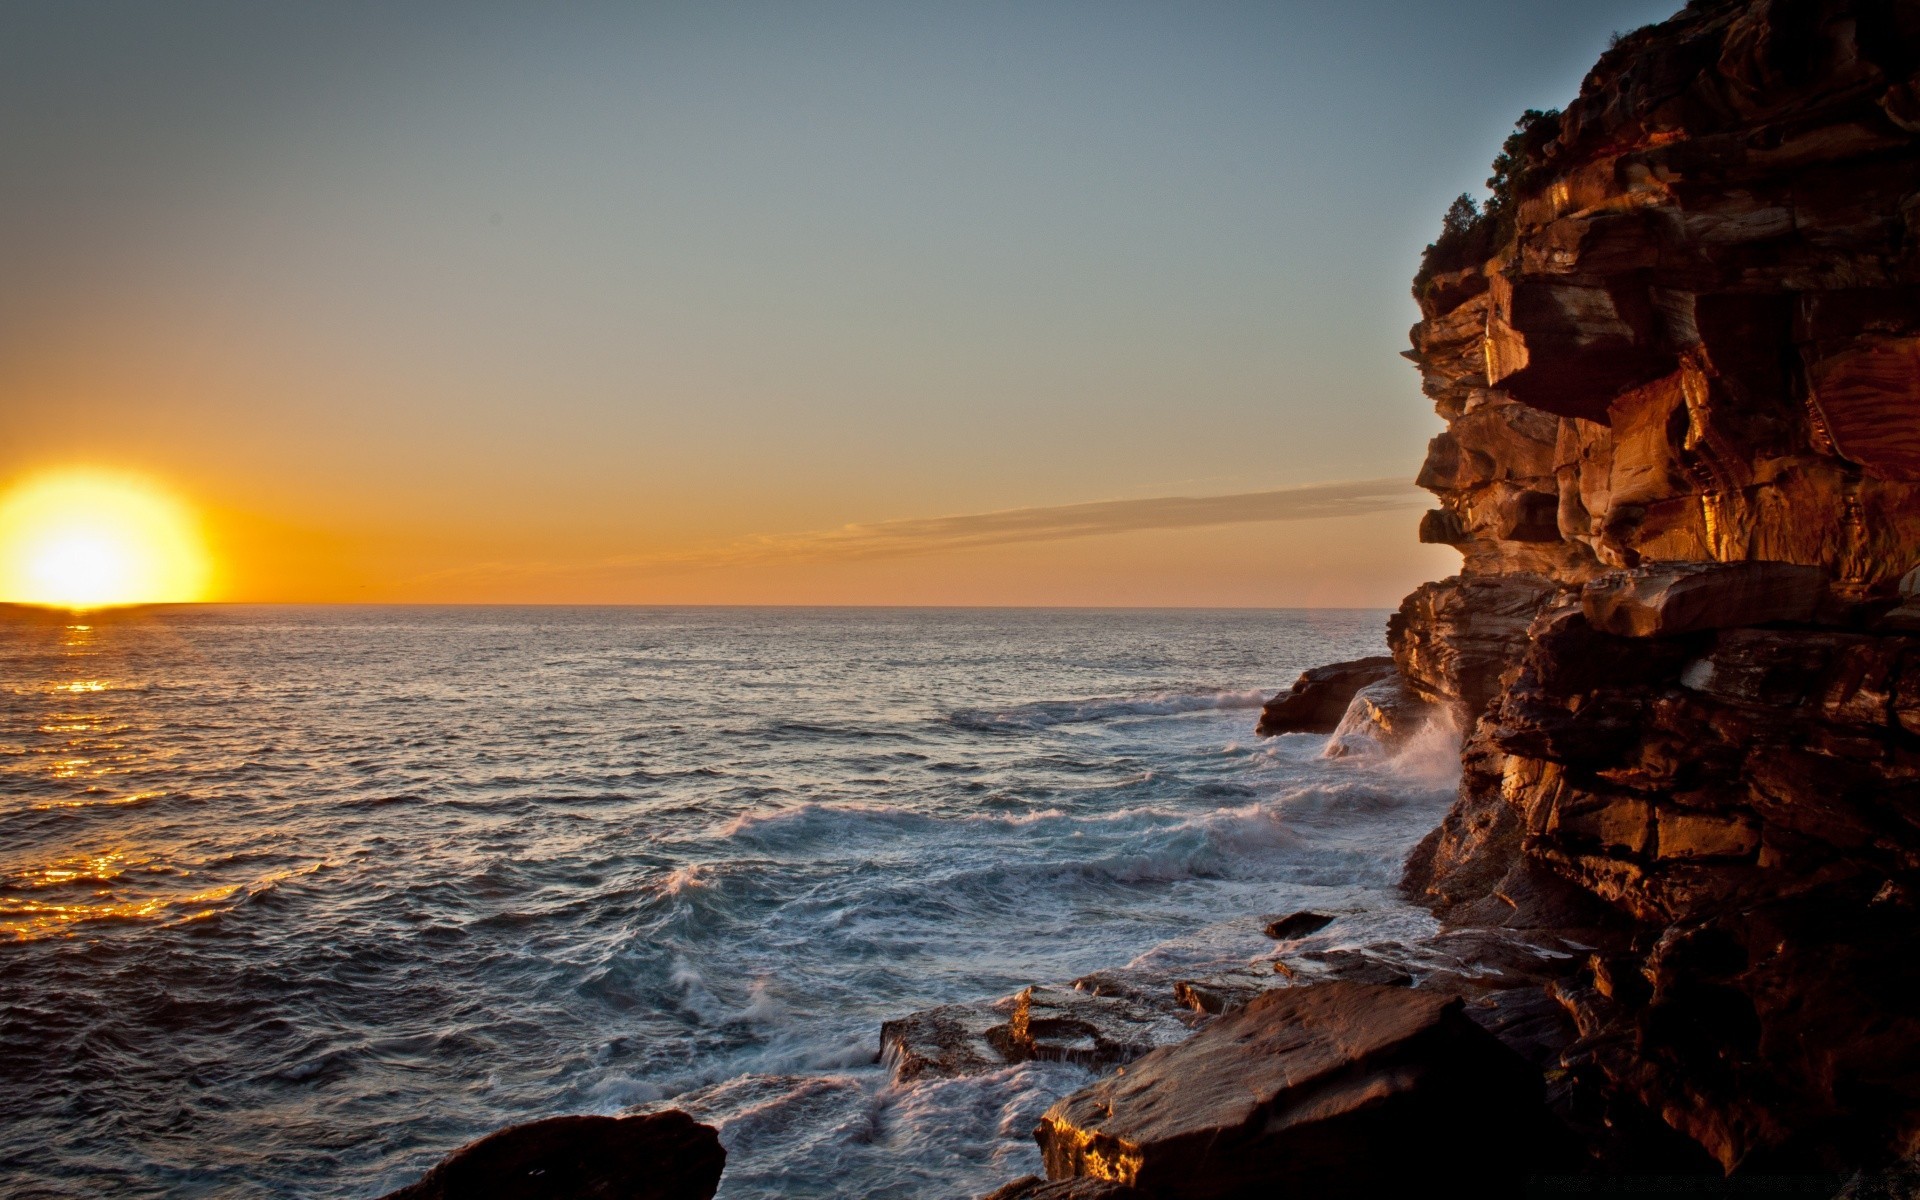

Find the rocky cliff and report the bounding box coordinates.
[1399,0,1920,1175]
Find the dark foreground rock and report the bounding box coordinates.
[1260,910,1334,941]
[380,1110,724,1200]
[1254,656,1395,735]
[1032,982,1568,1198]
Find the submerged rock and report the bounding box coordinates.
[1254,656,1395,735]
[380,1110,724,1200]
[1033,982,1566,1197]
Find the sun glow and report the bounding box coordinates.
[0,470,213,608]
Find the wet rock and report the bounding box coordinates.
[380,1110,724,1200]
[1580,562,1827,638]
[1320,676,1433,758]
[988,986,1192,1069]
[879,998,1016,1082]
[881,986,1191,1082]
[1033,982,1567,1197]
[1170,971,1277,1016]
[1260,910,1334,940]
[1254,656,1395,735]
[1282,948,1414,988]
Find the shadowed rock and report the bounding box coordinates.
[1033,982,1566,1198]
[380,1110,724,1200]
[1261,910,1335,940]
[1255,656,1395,735]
[1580,562,1827,638]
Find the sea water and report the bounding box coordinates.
[0,606,1458,1199]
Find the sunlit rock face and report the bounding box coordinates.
[1398,0,1920,1174]
[1411,0,1920,585]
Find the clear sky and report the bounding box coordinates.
[0,0,1680,606]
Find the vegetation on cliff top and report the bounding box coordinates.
[1413,107,1562,297]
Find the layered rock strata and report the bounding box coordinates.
[980,4,1920,1194]
[1396,0,1920,1176]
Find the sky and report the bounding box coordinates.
[0,0,1681,606]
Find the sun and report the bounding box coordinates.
[0,469,213,609]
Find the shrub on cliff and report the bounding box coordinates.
[1414,108,1562,297]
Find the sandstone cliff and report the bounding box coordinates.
[1398,0,1920,1174]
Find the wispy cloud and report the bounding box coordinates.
[419,478,1422,582]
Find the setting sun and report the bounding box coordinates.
[0,470,213,609]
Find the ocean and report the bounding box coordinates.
[0,606,1459,1199]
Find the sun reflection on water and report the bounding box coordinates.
[0,615,259,941]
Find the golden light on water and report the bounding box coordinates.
[0,469,212,608]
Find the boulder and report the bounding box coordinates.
[1033,982,1565,1198]
[380,1110,724,1200]
[1261,911,1334,940]
[1254,657,1396,735]
[1320,677,1433,758]
[1580,562,1827,638]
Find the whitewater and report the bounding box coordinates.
[0,606,1459,1198]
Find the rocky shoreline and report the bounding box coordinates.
[380,0,1920,1194]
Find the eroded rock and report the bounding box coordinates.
[1392,0,1920,1172]
[1581,561,1827,638]
[1255,656,1396,735]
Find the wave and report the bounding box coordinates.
[949,688,1268,732]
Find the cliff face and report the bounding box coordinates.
[1398,0,1920,1173]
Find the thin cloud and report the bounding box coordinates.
[418,478,1423,582]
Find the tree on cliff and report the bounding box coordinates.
[1414,108,1561,296]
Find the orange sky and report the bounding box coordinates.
[0,2,1673,606]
